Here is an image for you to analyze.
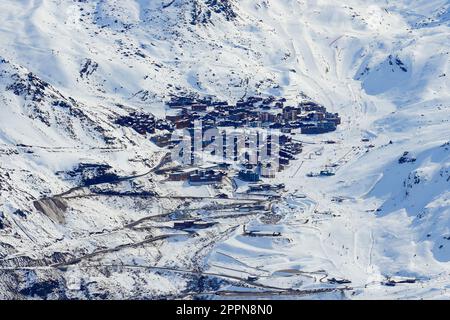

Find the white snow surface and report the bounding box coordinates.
[0,0,448,299]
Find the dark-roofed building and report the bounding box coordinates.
[188,169,225,186]
[238,169,260,182]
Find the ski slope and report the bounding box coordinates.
[0,0,448,299]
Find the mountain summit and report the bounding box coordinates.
[0,0,448,299]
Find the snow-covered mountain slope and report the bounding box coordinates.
[0,0,448,299]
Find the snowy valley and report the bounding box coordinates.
[0,0,449,299]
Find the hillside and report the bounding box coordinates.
[0,0,448,299]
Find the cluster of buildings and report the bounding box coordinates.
[167,166,228,186]
[160,95,340,185]
[115,111,156,135]
[163,95,341,135]
[116,94,341,187]
[115,94,341,139]
[163,128,303,184]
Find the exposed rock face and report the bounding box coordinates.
[33,198,68,224]
[191,0,236,25]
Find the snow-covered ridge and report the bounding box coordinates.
[0,0,448,299]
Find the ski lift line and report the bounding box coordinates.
[162,0,176,8]
[290,160,304,178]
[329,35,345,47]
[1,41,60,55]
[215,251,270,273]
[209,263,268,277]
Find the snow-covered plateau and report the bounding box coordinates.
[0,0,449,299]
